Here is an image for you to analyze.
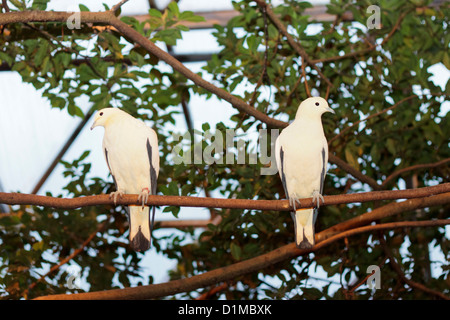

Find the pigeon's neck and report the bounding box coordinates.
[293,116,325,135]
[295,109,323,121]
[104,115,124,129]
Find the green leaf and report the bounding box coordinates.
[79,4,89,12]
[34,41,49,66]
[78,150,90,162]
[32,0,50,10]
[230,242,242,260]
[167,1,180,17]
[148,8,162,18]
[386,138,396,155]
[163,206,180,218]
[9,0,25,10]
[32,240,45,251]
[345,147,359,170]
[202,122,211,131]
[443,52,450,70]
[179,11,206,23]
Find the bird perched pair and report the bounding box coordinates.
[90,97,334,252]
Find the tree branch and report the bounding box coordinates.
[34,217,450,300]
[0,9,287,129]
[1,0,9,13]
[311,46,375,64]
[195,282,229,300]
[1,183,449,211]
[254,0,333,88]
[311,8,414,65]
[111,0,130,13]
[380,10,411,46]
[328,153,382,190]
[4,186,450,300]
[345,258,387,298]
[328,94,420,145]
[380,233,449,300]
[27,218,111,293]
[381,158,450,188]
[109,16,287,128]
[321,191,449,239]
[301,56,311,97]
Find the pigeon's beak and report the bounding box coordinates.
[90,120,97,130]
[327,106,335,114]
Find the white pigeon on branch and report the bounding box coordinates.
[91,108,159,252]
[275,97,334,249]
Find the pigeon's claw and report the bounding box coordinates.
[289,196,301,211]
[311,190,324,208]
[138,187,150,209]
[109,190,124,206]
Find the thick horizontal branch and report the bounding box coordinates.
[1,183,449,211]
[29,183,449,300]
[35,217,450,300]
[320,191,450,240]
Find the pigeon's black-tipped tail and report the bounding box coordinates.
[128,206,151,252]
[292,208,315,249]
[131,226,151,252]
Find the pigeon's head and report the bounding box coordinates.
[90,108,123,130]
[295,97,335,119]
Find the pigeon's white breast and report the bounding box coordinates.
[278,120,327,199]
[102,120,155,194]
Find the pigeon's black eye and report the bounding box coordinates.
[100,112,104,116]
[315,102,320,106]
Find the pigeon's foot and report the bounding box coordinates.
[289,197,301,211]
[311,190,324,208]
[138,187,150,208]
[109,190,124,205]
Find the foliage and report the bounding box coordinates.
[0,0,449,299]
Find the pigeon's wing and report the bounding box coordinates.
[104,147,118,189]
[275,136,289,199]
[146,136,158,197]
[145,131,159,231]
[319,144,328,195]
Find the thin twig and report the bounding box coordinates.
[379,233,449,300]
[380,10,411,46]
[328,153,381,190]
[111,0,130,13]
[27,218,111,293]
[301,56,311,97]
[2,0,10,12]
[312,46,374,64]
[324,83,331,100]
[254,0,333,88]
[195,282,229,300]
[382,158,450,188]
[311,8,413,66]
[345,257,387,298]
[329,94,419,145]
